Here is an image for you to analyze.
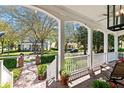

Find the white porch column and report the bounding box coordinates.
[114,35,118,52]
[0,61,2,84]
[104,32,108,64]
[87,28,93,69]
[58,19,65,80]
[114,34,118,60]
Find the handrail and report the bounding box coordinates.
[3,65,13,76]
[108,52,117,54]
[0,60,13,87]
[47,56,57,85]
[93,53,106,56]
[65,55,88,59]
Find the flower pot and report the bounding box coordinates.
[38,75,45,80]
[36,55,40,65]
[109,81,117,88]
[38,74,46,80]
[60,75,69,86]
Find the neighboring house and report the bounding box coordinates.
[20,37,52,52]
[119,40,124,48]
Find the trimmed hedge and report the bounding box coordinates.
[51,48,58,51]
[118,48,124,52]
[2,58,17,69]
[41,54,55,64]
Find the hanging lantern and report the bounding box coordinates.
[107,5,124,31]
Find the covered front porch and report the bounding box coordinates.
[31,5,124,87]
[1,5,124,88]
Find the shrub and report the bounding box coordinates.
[41,54,55,64]
[37,64,47,76]
[51,48,58,51]
[118,48,124,52]
[2,57,17,69]
[0,83,12,88]
[60,69,70,78]
[92,79,111,88]
[12,68,22,82]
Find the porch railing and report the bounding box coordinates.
[118,52,124,58]
[47,56,58,86]
[92,53,106,67]
[0,60,13,87]
[64,55,88,74]
[108,52,118,62]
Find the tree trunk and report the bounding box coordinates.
[65,42,68,53]
[1,39,4,54]
[84,45,87,55]
[33,40,38,54]
[97,45,100,53]
[8,41,10,55]
[40,40,44,55]
[55,40,58,48]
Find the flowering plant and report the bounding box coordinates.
[92,78,111,88]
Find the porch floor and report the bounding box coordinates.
[47,61,124,88]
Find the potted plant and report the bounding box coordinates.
[37,64,47,80]
[60,69,70,86]
[92,78,111,88]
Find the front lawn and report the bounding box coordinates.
[0,52,33,57]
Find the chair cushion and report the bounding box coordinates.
[119,58,124,62]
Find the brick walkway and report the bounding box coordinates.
[14,62,46,88]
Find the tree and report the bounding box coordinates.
[10,8,57,55]
[0,6,57,55]
[108,34,114,52]
[118,35,124,48]
[74,26,88,54]
[0,20,14,54]
[64,22,74,52]
[93,31,104,53]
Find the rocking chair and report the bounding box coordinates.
[100,62,124,87]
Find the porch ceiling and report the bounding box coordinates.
[31,5,124,35]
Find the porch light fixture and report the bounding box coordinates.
[107,5,124,31]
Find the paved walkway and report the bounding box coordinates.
[14,62,46,88]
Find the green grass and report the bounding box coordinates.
[0,49,57,57]
[43,50,58,55]
[0,52,33,57]
[12,67,22,83]
[24,59,31,63]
